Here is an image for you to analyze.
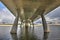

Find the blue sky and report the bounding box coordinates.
[0,2,5,9]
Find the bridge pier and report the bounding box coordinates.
[32,21,34,30]
[29,20,32,30]
[29,21,31,28]
[25,21,28,30]
[41,14,50,33]
[20,22,23,29]
[10,16,19,34]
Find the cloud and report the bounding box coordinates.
[0,7,15,19]
[45,17,53,21]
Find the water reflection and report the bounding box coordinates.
[43,32,49,40]
[17,25,38,40]
[22,27,38,40]
[11,34,18,40]
[20,25,37,40]
[10,25,49,40]
[10,32,49,40]
[0,25,60,40]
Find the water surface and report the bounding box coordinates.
[0,25,60,40]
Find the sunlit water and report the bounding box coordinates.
[0,25,60,40]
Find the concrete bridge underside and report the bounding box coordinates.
[0,0,60,34]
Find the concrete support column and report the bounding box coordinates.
[20,22,22,28]
[43,32,49,40]
[29,22,31,29]
[10,8,20,34]
[41,14,50,32]
[25,22,28,31]
[25,22,29,40]
[32,21,34,30]
[20,21,24,33]
[10,16,19,34]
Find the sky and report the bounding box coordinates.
[0,2,5,9]
[0,2,15,23]
[0,1,60,23]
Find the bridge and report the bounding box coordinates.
[0,0,60,34]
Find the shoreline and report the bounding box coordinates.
[0,24,60,26]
